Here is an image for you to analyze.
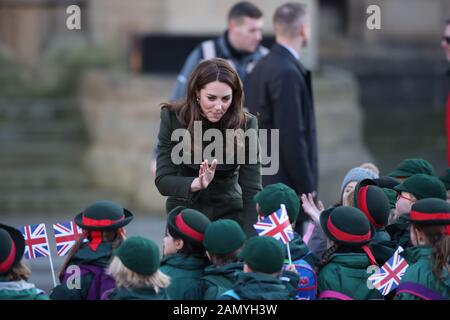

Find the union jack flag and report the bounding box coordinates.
[254,204,294,244]
[20,223,50,259]
[368,246,409,296]
[53,221,83,256]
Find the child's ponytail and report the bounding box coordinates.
[419,225,450,283]
[317,243,338,272]
[431,231,450,283]
[58,231,89,279]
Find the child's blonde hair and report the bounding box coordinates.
[107,256,170,294]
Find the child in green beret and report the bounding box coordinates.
[105,236,170,300]
[254,183,318,268]
[50,200,133,300]
[386,174,447,249]
[395,198,450,300]
[160,206,211,299]
[353,180,397,266]
[185,219,245,300]
[301,165,379,261]
[221,236,298,300]
[317,206,383,300]
[388,158,436,182]
[0,224,49,300]
[354,180,392,243]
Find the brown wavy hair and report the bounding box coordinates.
[162,58,246,148]
[3,261,32,281]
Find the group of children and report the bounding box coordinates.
[1,158,449,300]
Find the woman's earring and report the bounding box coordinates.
[196,97,200,103]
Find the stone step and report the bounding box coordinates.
[0,142,85,166]
[0,189,129,215]
[0,121,86,143]
[0,99,79,121]
[0,166,91,189]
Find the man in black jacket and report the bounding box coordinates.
[246,2,318,234]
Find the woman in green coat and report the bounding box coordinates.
[155,58,262,236]
[0,224,49,300]
[395,198,450,300]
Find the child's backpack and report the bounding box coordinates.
[282,258,317,300]
[60,264,116,300]
[202,275,234,300]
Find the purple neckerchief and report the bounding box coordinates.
[319,290,353,300]
[60,264,116,300]
[396,282,447,300]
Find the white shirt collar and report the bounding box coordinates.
[279,43,300,60]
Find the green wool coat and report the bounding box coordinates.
[49,242,114,300]
[317,253,383,300]
[220,272,293,300]
[159,253,210,300]
[386,214,411,248]
[0,280,49,300]
[155,107,262,236]
[395,246,450,300]
[184,261,243,300]
[107,287,169,300]
[372,229,391,243]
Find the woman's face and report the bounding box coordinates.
[341,181,357,205]
[197,81,233,123]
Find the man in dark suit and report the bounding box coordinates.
[246,2,318,234]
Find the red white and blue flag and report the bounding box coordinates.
[53,221,83,256]
[20,223,50,259]
[368,246,409,296]
[254,204,294,244]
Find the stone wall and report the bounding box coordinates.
[80,71,171,213]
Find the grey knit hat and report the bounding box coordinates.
[340,167,379,196]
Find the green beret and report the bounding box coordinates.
[114,236,161,275]
[254,183,300,223]
[0,224,25,275]
[239,236,284,274]
[74,200,134,231]
[167,206,211,247]
[353,183,390,228]
[203,219,246,255]
[388,158,436,179]
[406,198,450,226]
[320,206,374,247]
[394,174,446,200]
